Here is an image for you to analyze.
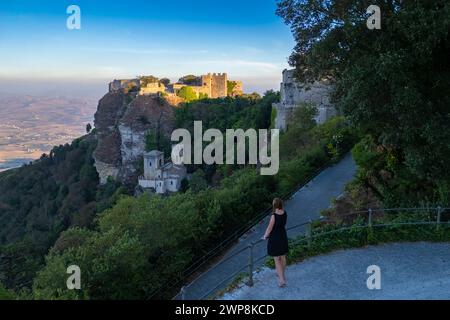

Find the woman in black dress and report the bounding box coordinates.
[264,198,288,287]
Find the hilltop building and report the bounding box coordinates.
[138,150,186,194]
[273,69,337,130]
[109,79,140,92]
[139,82,167,95]
[109,73,243,99]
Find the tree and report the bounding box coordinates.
[177,86,198,102]
[227,81,237,95]
[0,282,15,300]
[288,103,317,132]
[159,78,170,86]
[189,169,208,193]
[178,75,199,85]
[145,128,171,157]
[277,0,450,201]
[85,123,92,134]
[139,75,159,87]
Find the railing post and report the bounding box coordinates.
[368,208,373,228]
[306,220,312,248]
[436,206,442,230]
[180,286,186,300]
[247,244,254,287]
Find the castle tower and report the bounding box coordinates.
[210,73,227,98]
[201,73,213,97]
[143,150,164,179]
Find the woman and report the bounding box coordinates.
[264,198,288,287]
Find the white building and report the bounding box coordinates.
[138,150,187,194]
[272,69,337,131]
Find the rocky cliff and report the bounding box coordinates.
[93,92,175,186]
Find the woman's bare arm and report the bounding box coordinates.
[264,215,275,239]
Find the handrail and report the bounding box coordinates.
[176,206,449,300]
[147,158,335,299]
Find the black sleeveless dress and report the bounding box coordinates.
[267,211,288,257]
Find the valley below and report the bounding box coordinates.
[0,94,98,171]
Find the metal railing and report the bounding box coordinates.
[147,158,335,299]
[176,206,449,300]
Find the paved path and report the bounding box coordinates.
[183,153,357,299]
[220,242,450,300]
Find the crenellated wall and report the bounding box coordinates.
[109,73,240,99]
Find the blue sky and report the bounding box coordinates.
[0,0,295,96]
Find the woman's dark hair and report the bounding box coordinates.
[272,198,283,213]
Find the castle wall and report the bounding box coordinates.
[211,73,227,98]
[200,74,212,97]
[273,69,337,130]
[139,82,166,95]
[111,73,237,100]
[109,79,140,92]
[190,85,210,97]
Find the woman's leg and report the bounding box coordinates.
[273,257,285,286]
[280,255,287,284]
[273,257,281,282]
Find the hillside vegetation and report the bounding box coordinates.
[31,104,357,299]
[0,86,358,299]
[277,0,450,209]
[0,134,126,292]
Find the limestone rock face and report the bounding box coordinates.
[273,69,337,130]
[93,92,127,184]
[93,92,175,185]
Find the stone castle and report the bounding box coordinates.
[109,73,243,99]
[273,69,337,130]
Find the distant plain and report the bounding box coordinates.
[0,94,97,171]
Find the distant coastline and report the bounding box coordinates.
[0,158,34,172]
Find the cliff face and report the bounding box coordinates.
[93,93,175,186]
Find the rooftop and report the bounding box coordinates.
[144,150,164,157]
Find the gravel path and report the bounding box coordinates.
[220,242,450,300]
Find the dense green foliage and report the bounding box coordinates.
[0,135,125,292]
[159,78,170,86]
[174,93,277,181]
[145,127,172,158]
[227,81,237,95]
[0,282,15,300]
[176,86,198,102]
[277,0,450,206]
[178,75,200,85]
[0,85,357,299]
[175,93,276,133]
[31,100,358,299]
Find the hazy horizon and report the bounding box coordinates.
[0,0,295,98]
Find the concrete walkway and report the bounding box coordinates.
[221,242,450,300]
[183,153,357,299]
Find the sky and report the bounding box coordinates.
[0,0,295,98]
